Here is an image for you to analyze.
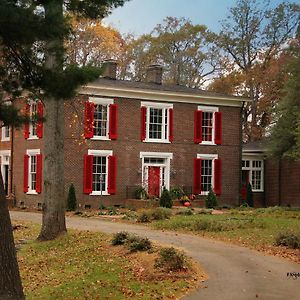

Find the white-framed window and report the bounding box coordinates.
[197,154,218,195]
[26,149,40,194]
[140,152,173,196]
[141,102,173,143]
[89,97,114,140]
[198,106,218,145]
[88,149,113,195]
[1,126,10,141]
[0,150,11,195]
[28,101,38,139]
[242,158,264,192]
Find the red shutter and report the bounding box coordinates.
[36,102,43,138]
[214,112,222,145]
[214,159,222,196]
[36,154,42,193]
[169,108,173,142]
[193,158,202,194]
[24,104,30,139]
[141,106,147,141]
[109,104,118,140]
[194,110,202,144]
[83,154,93,194]
[23,154,29,193]
[84,101,94,139]
[108,155,117,194]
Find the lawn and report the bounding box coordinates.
[13,222,204,300]
[150,207,300,263]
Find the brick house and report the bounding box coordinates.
[1,62,248,209]
[242,140,300,207]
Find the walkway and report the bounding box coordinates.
[10,211,300,300]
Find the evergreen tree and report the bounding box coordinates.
[160,188,173,208]
[0,1,127,298]
[0,0,127,242]
[205,188,218,209]
[246,183,254,207]
[67,184,77,211]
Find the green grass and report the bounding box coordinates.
[152,207,300,249]
[14,222,196,300]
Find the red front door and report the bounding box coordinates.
[148,166,160,197]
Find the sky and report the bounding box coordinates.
[103,0,299,36]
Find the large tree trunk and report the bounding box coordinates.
[38,0,67,241]
[0,174,25,299]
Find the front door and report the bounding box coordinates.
[148,166,160,197]
[241,170,250,200]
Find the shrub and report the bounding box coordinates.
[137,207,172,222]
[151,207,172,220]
[170,187,185,200]
[275,232,300,249]
[246,183,254,207]
[137,210,151,223]
[111,231,129,245]
[160,188,173,208]
[127,235,152,252]
[134,186,148,199]
[176,208,194,216]
[67,184,77,211]
[155,247,188,271]
[205,188,218,209]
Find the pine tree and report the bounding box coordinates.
[67,184,77,211]
[0,1,127,297]
[205,188,218,209]
[159,188,173,208]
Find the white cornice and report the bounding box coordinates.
[79,85,250,108]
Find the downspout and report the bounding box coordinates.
[238,101,245,206]
[9,125,15,206]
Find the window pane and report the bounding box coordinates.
[92,156,107,192]
[30,155,37,190]
[31,103,37,136]
[252,170,261,190]
[202,112,213,142]
[149,108,163,139]
[201,159,213,192]
[94,104,108,137]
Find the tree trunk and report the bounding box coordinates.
[0,174,25,300]
[38,0,67,241]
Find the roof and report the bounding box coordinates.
[80,78,250,108]
[243,139,269,154]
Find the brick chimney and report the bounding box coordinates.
[102,59,117,80]
[146,64,163,85]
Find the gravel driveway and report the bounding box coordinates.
[10,211,300,300]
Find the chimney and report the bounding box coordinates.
[146,64,163,85]
[102,59,117,80]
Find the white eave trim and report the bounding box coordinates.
[80,85,250,108]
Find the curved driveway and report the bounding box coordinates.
[10,211,300,299]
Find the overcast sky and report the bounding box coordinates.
[103,0,300,36]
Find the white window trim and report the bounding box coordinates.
[197,153,218,195]
[26,149,40,195]
[197,105,219,146]
[242,156,264,192]
[89,97,113,141]
[88,149,113,196]
[1,126,10,141]
[140,152,173,194]
[141,101,173,144]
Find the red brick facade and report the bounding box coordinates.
[1,79,245,209]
